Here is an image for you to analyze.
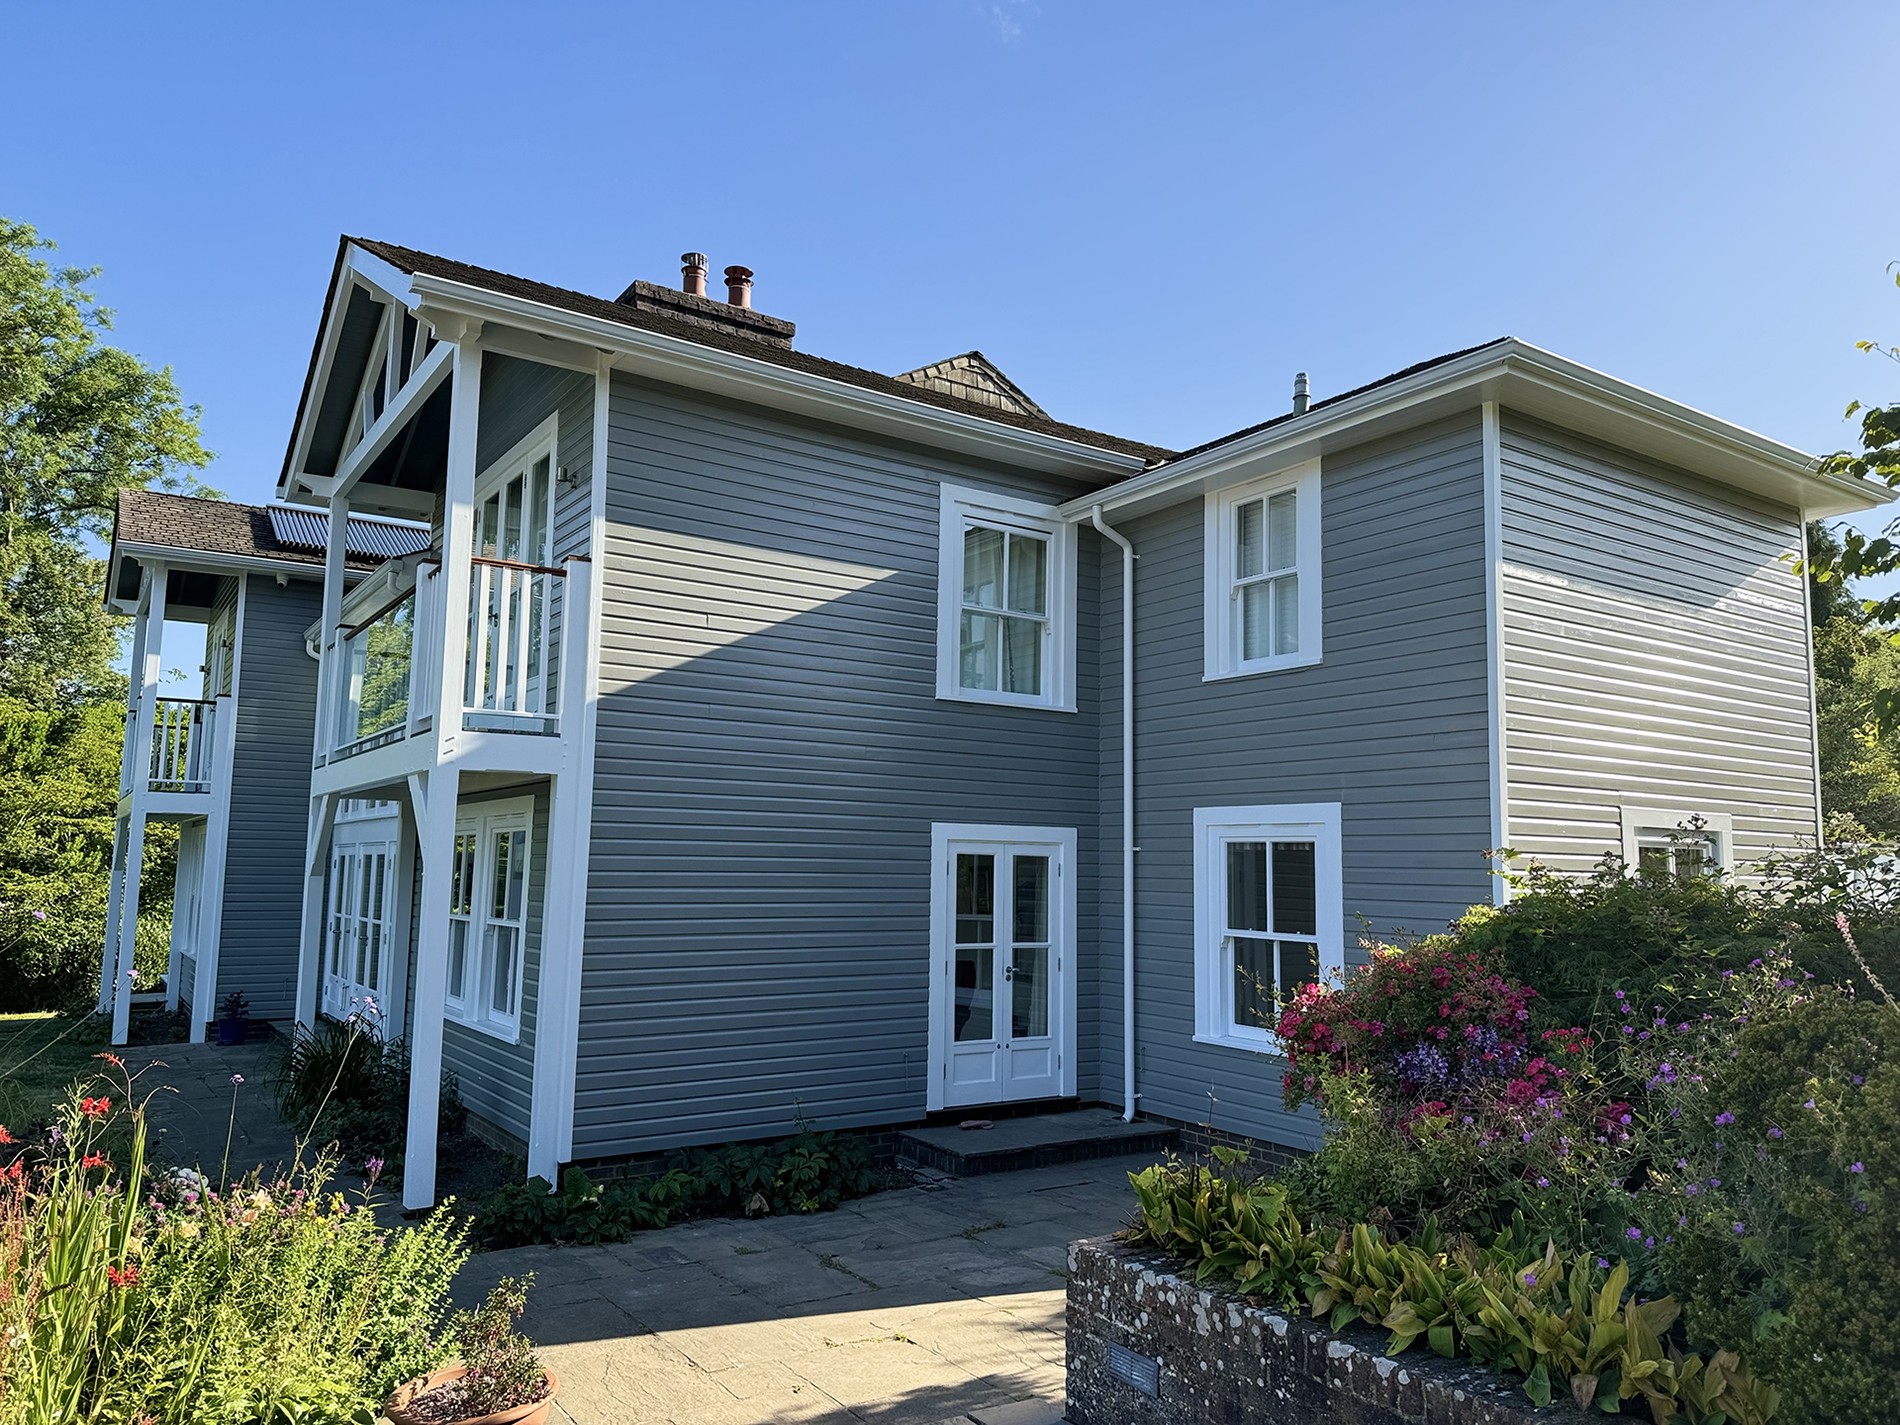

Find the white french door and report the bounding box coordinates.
[929,824,1077,1109]
[322,822,400,1027]
[466,428,555,723]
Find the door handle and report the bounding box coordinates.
[1003,964,1016,981]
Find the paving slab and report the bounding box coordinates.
[489,1151,1162,1425]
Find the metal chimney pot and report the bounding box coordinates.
[724,265,754,310]
[680,252,709,297]
[1292,372,1310,416]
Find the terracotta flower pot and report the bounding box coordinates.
[383,1364,560,1425]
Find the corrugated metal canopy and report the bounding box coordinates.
[267,506,431,559]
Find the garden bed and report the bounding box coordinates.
[1066,1236,1583,1425]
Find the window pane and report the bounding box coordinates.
[1236,500,1263,580]
[1226,841,1269,932]
[1272,574,1300,656]
[954,942,994,1042]
[1013,856,1049,942]
[447,919,467,999]
[1266,489,1298,572]
[1005,534,1047,615]
[1279,939,1320,999]
[1637,845,1671,879]
[1001,614,1043,695]
[1240,582,1272,661]
[1232,936,1276,1034]
[502,831,527,920]
[488,924,517,1016]
[529,456,550,558]
[1271,840,1317,935]
[1675,842,1710,878]
[959,611,1000,691]
[963,526,1004,608]
[1012,943,1049,1038]
[955,853,994,945]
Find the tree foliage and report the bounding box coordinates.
[0,697,175,1010]
[1806,521,1900,836]
[0,217,211,705]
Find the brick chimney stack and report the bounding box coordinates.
[680,252,709,297]
[724,265,754,310]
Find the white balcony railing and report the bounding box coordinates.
[464,556,562,728]
[328,554,573,758]
[148,697,216,793]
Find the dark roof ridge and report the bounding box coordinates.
[1163,338,1515,465]
[342,236,1171,465]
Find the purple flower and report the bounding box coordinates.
[1768,1127,1782,1139]
[1710,1178,1721,1189]
[1804,1098,1817,1110]
[1535,1176,1549,1188]
[1523,1271,1538,1287]
[1627,1226,1643,1241]
[1850,1162,1865,1175]
[1596,1257,1611,1269]
[1853,1199,1870,1214]
[31,910,46,922]
[1714,1111,1735,1127]
[1733,1221,1746,1235]
[1852,1074,1866,1087]
[1685,1184,1698,1196]
[1644,1235,1655,1250]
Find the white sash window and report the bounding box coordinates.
[936,485,1076,711]
[445,798,534,1042]
[1205,458,1323,679]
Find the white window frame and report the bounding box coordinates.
[1204,457,1323,681]
[936,484,1077,712]
[445,796,535,1043]
[1192,802,1344,1054]
[1620,807,1731,877]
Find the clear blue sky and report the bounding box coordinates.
[11,2,1900,549]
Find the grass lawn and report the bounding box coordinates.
[0,1011,118,1131]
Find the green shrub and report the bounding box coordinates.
[274,1017,464,1169]
[1126,1157,1779,1423]
[0,1065,470,1424]
[1629,990,1900,1425]
[470,1130,882,1249]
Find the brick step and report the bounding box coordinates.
[896,1108,1177,1177]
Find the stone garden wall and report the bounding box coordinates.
[1066,1236,1588,1425]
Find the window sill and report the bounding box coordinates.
[1202,651,1323,684]
[444,1010,521,1046]
[935,690,1078,715]
[1193,1030,1290,1058]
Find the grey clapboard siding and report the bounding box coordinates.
[216,576,323,1019]
[1498,413,1818,872]
[177,952,195,1017]
[475,354,593,714]
[1106,414,1492,1149]
[574,374,1103,1159]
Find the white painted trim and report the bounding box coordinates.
[112,564,167,1044]
[410,274,1148,479]
[1482,401,1510,905]
[1618,807,1735,872]
[935,484,1078,712]
[925,822,1079,1112]
[1202,458,1323,681]
[332,337,453,496]
[345,245,423,311]
[1059,340,1888,522]
[292,791,336,1030]
[1190,802,1344,1056]
[385,792,416,1041]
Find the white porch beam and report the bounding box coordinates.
[326,339,453,499]
[404,337,483,1211]
[192,572,248,1044]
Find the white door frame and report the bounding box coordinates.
[926,822,1078,1111]
[320,805,403,1030]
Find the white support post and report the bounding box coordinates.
[404,332,482,1212]
[293,792,337,1031]
[99,816,128,1015]
[113,565,166,1044]
[314,494,352,763]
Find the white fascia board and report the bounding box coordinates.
[344,244,423,310]
[1064,338,1889,522]
[407,274,1150,480]
[114,541,374,584]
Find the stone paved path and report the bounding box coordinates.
[458,1155,1152,1425]
[138,1039,301,1180]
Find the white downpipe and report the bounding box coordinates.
[1089,505,1138,1122]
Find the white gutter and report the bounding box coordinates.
[1088,505,1139,1122]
